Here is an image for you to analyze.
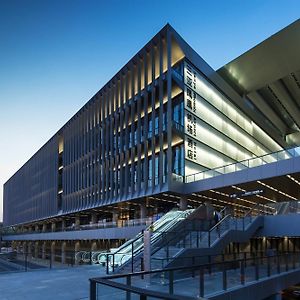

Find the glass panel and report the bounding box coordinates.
[204,267,222,297]
[96,283,126,299]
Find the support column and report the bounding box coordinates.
[42,223,47,233]
[262,237,267,253]
[27,242,32,260]
[42,242,46,259]
[51,241,55,264]
[112,210,118,224]
[61,220,66,231]
[284,237,288,252]
[75,242,80,265]
[91,241,97,252]
[34,241,39,258]
[75,217,80,230]
[35,224,39,232]
[140,203,147,220]
[205,201,214,220]
[16,242,20,253]
[61,242,66,264]
[51,222,56,232]
[179,196,187,211]
[23,242,27,254]
[91,213,97,224]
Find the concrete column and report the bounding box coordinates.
[91,213,97,224]
[75,242,80,265]
[61,242,66,264]
[91,241,97,252]
[16,242,20,253]
[35,224,39,232]
[140,203,147,220]
[42,223,47,233]
[22,242,27,254]
[179,196,187,211]
[61,220,66,231]
[51,222,56,232]
[112,210,118,224]
[42,242,46,259]
[34,242,39,258]
[205,201,214,220]
[262,237,267,253]
[27,242,32,259]
[75,217,80,230]
[51,242,55,264]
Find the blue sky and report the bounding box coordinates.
[0,0,299,221]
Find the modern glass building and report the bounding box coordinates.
[3,20,300,273]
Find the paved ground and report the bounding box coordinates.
[0,265,107,300]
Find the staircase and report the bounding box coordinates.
[103,208,194,273]
[151,212,263,269]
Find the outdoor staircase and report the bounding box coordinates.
[151,213,264,269]
[103,208,194,274]
[102,204,265,274]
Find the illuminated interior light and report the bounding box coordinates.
[197,193,251,210]
[195,100,273,158]
[257,180,297,201]
[185,63,283,164]
[210,189,256,206]
[287,174,300,186]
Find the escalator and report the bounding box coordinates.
[100,208,194,273]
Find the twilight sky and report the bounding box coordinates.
[0,0,299,222]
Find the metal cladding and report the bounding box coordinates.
[4,22,299,227]
[4,25,176,226]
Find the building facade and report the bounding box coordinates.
[3,21,300,248]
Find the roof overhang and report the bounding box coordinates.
[217,19,300,143]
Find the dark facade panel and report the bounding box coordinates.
[3,136,58,225]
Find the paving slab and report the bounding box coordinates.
[0,265,106,300]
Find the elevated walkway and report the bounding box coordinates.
[171,146,300,195]
[2,224,146,241]
[103,202,300,274]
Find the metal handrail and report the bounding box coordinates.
[185,145,300,183]
[244,203,260,218]
[209,213,230,233]
[106,209,192,273]
[93,252,295,280]
[90,277,197,300]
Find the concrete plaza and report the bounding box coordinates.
[0,265,107,300]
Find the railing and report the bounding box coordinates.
[104,210,193,274]
[148,209,260,270]
[151,251,268,271]
[90,252,300,300]
[0,250,77,273]
[185,146,300,183]
[269,200,300,215]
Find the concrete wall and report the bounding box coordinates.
[2,225,146,241]
[209,268,300,300]
[256,214,300,237]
